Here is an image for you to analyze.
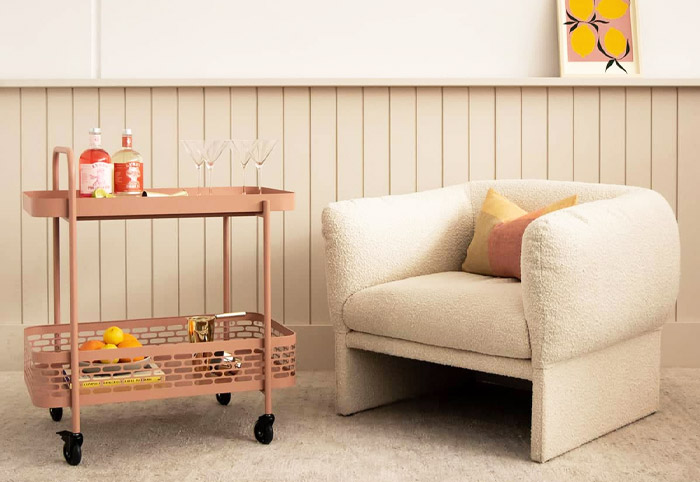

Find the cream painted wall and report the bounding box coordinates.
[1,0,699,79]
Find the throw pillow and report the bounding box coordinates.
[462,189,577,279]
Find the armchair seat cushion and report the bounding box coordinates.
[343,271,531,359]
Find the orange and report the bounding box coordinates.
[122,332,138,343]
[103,326,124,345]
[79,339,105,351]
[117,338,144,363]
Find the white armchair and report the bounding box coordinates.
[322,180,680,462]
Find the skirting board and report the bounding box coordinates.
[1,322,698,371]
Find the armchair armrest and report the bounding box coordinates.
[322,185,473,333]
[521,189,680,368]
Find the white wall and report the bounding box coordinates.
[0,0,699,79]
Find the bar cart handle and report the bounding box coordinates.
[52,146,76,193]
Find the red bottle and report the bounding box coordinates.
[79,127,113,197]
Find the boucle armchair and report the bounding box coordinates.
[322,180,680,462]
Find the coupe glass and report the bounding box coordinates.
[202,140,229,195]
[180,140,205,195]
[249,139,277,194]
[229,139,256,194]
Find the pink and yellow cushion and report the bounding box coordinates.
[462,189,577,279]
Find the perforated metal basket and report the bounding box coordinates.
[24,312,296,408]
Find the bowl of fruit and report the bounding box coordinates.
[79,326,149,372]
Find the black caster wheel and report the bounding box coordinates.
[215,393,231,406]
[57,431,83,466]
[49,407,63,422]
[254,414,275,444]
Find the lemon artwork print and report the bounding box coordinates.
[563,0,635,74]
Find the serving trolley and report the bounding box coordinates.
[22,147,296,465]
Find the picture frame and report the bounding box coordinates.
[557,0,641,76]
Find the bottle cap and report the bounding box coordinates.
[89,127,101,134]
[122,128,132,136]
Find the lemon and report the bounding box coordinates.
[569,0,594,20]
[103,326,124,345]
[597,0,628,19]
[571,24,596,58]
[100,344,119,364]
[604,27,628,57]
[92,188,108,198]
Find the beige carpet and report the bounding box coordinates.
[1,369,698,481]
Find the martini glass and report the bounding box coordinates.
[230,139,256,194]
[202,140,229,195]
[250,139,277,194]
[180,140,205,195]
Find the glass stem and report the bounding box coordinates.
[242,166,246,194]
[197,165,202,196]
[207,165,213,195]
[257,167,262,194]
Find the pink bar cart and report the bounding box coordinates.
[22,147,296,465]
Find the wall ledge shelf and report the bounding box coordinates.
[0,77,699,88]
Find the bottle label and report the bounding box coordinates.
[80,162,113,196]
[114,161,143,193]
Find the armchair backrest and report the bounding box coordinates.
[469,179,636,213]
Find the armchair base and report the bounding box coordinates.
[335,333,465,415]
[531,330,661,462]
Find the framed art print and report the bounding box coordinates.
[557,0,640,76]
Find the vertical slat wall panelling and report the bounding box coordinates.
[46,88,72,324]
[599,88,626,185]
[547,88,574,181]
[651,88,678,213]
[151,88,179,317]
[0,89,21,324]
[98,88,127,321]
[521,88,548,179]
[442,87,469,185]
[20,89,48,325]
[416,87,442,191]
[677,88,700,324]
[72,88,101,321]
[203,87,231,314]
[495,87,521,179]
[230,88,258,313]
[469,87,495,180]
[283,88,311,324]
[178,88,205,316]
[573,87,600,183]
[310,87,336,325]
[625,88,652,188]
[257,88,285,321]
[125,88,153,319]
[389,87,417,194]
[336,87,363,200]
[363,87,390,197]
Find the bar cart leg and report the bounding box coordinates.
[48,217,63,422]
[49,152,63,422]
[216,216,232,406]
[52,147,84,465]
[223,216,231,314]
[254,200,274,444]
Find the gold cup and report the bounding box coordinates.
[188,316,215,373]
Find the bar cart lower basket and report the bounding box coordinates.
[25,313,296,408]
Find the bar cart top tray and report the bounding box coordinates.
[23,186,295,220]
